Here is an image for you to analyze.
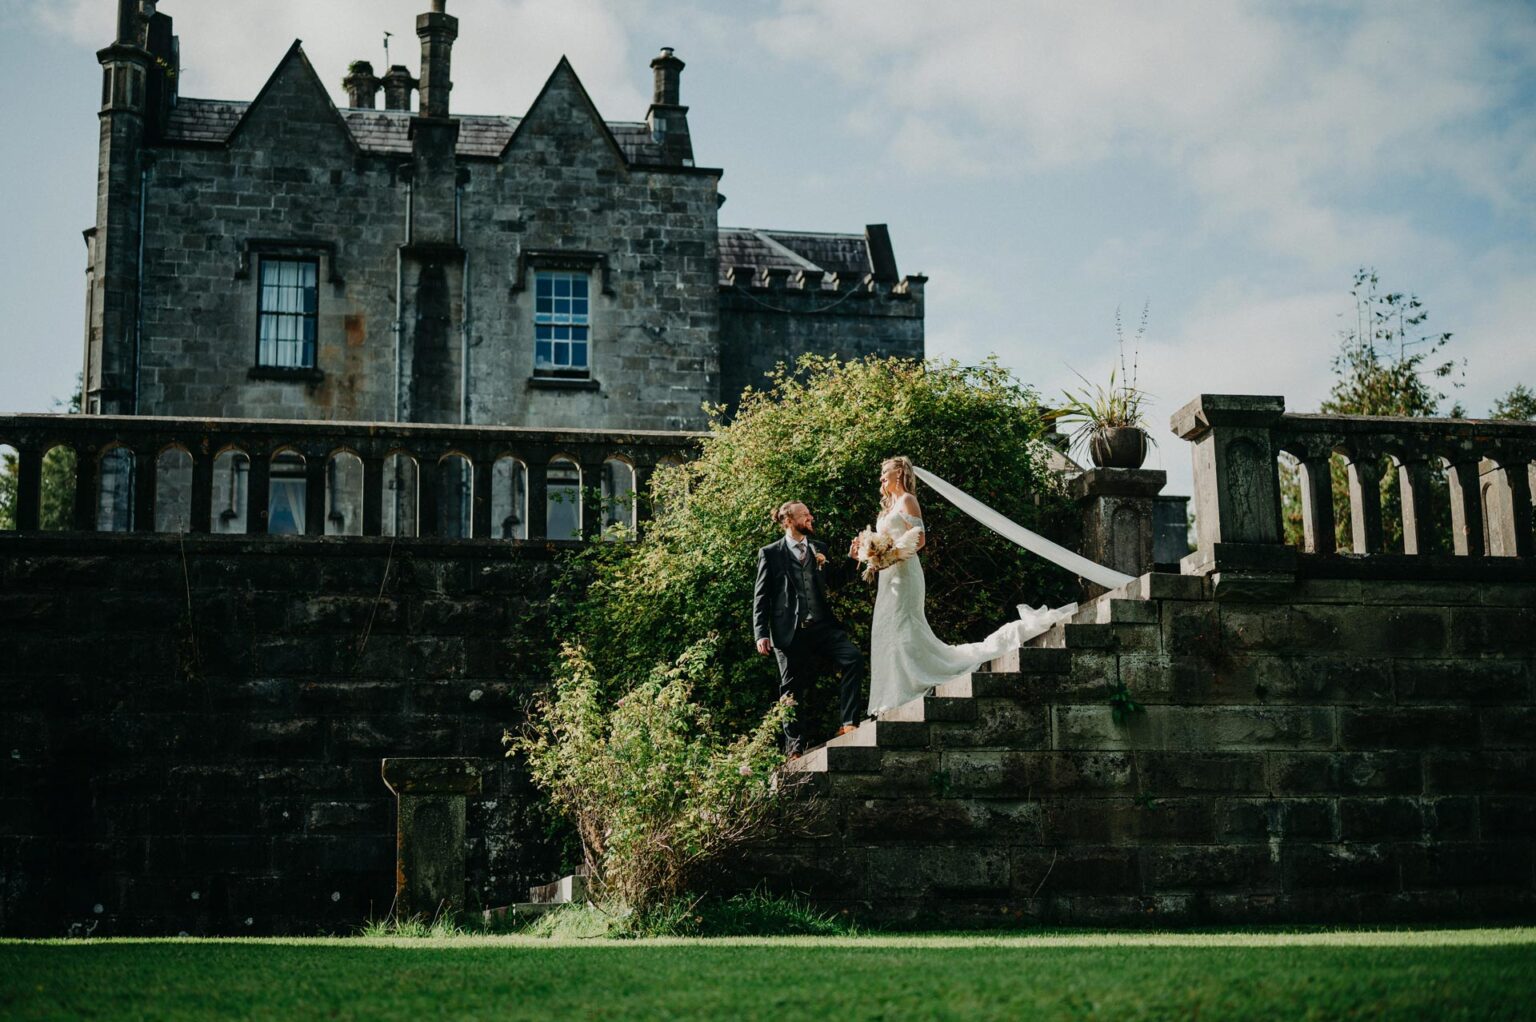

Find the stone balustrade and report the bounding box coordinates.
[0,413,703,541]
[1174,395,1536,577]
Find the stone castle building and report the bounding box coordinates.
[84,0,926,432]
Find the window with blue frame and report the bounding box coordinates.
[257,258,318,368]
[533,271,590,377]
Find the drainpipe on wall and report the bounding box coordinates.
[394,172,413,423]
[132,166,148,413]
[456,177,469,424]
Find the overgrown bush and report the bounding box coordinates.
[561,355,1076,734]
[506,637,804,915]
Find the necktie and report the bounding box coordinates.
[794,542,807,563]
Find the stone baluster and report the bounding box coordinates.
[1295,453,1336,555]
[525,452,550,540]
[361,451,385,537]
[14,445,42,531]
[1487,458,1533,557]
[132,447,157,532]
[1343,451,1384,554]
[72,442,100,532]
[580,452,606,540]
[1397,458,1437,555]
[418,451,440,538]
[1447,459,1485,557]
[247,450,271,535]
[304,452,328,536]
[189,446,214,533]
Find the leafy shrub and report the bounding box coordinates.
[507,637,805,915]
[561,355,1076,734]
[518,891,858,939]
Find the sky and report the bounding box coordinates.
[1,0,1533,500]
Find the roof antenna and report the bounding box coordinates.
[383,31,393,68]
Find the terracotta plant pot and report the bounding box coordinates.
[1089,426,1148,469]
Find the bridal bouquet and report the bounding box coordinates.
[855,527,909,581]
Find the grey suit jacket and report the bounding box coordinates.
[753,537,839,650]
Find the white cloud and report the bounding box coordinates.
[752,0,1536,266]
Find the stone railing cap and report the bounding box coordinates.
[1171,395,1286,440]
[381,757,485,795]
[1069,467,1168,500]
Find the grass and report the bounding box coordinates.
[3,928,1535,1021]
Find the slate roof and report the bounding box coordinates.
[717,228,872,284]
[160,98,670,163]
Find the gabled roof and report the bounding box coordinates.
[225,40,358,154]
[717,228,875,284]
[499,57,626,166]
[163,99,677,165]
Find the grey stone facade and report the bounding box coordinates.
[84,1,926,432]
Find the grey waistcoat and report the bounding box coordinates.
[788,545,828,623]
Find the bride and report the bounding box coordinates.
[854,456,1077,715]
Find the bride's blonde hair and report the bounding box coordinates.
[880,456,918,510]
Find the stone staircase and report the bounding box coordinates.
[786,572,1198,779]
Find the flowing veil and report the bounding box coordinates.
[911,466,1134,589]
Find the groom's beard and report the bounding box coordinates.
[799,523,815,537]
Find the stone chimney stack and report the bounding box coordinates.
[416,0,458,119]
[344,60,382,109]
[646,47,694,166]
[382,65,417,111]
[651,46,683,105]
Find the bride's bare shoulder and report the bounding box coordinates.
[896,493,922,517]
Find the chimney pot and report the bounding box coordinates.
[382,64,417,111]
[344,60,382,109]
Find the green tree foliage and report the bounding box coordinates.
[1280,270,1462,551]
[559,355,1076,733]
[507,637,799,916]
[1492,384,1536,421]
[0,377,81,531]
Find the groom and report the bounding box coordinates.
[753,500,864,755]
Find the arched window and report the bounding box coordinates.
[492,456,528,540]
[546,457,581,541]
[326,451,364,536]
[154,446,193,533]
[213,449,250,534]
[97,445,135,532]
[384,451,419,537]
[439,454,474,539]
[601,458,635,539]
[268,450,306,535]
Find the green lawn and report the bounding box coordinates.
[3,929,1534,1021]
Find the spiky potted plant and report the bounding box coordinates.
[1051,303,1154,469]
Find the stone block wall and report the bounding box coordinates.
[0,534,568,937]
[738,573,1536,927]
[717,282,924,413]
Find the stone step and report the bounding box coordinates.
[483,902,559,926]
[528,872,588,905]
[1072,598,1160,626]
[878,693,978,724]
[983,646,1073,674]
[825,719,930,749]
[784,744,884,773]
[1028,620,1158,651]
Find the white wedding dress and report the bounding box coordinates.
[866,508,1078,715]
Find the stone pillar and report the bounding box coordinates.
[380,757,482,921]
[1170,394,1295,579]
[1071,468,1166,596]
